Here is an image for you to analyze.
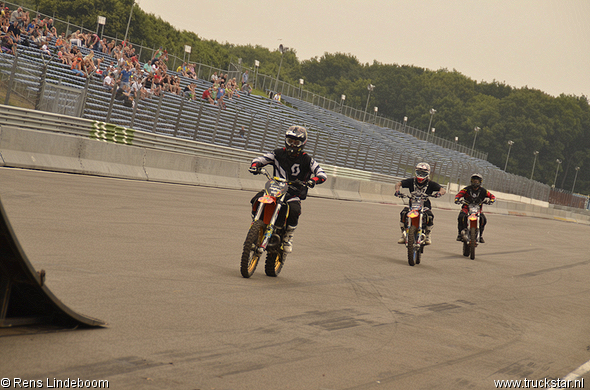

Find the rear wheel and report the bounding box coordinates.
[265,250,284,277]
[469,227,477,260]
[407,226,420,266]
[240,220,265,278]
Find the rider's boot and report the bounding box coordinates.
[424,226,433,245]
[397,222,406,244]
[283,225,297,254]
[456,231,463,241]
[479,226,485,243]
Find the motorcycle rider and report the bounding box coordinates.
[394,162,446,245]
[454,173,496,243]
[248,125,327,254]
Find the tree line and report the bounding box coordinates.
[25,0,590,195]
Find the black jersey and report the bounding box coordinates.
[400,178,442,209]
[252,148,327,200]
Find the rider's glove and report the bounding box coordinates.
[454,198,461,204]
[395,191,402,197]
[306,178,317,188]
[248,163,261,175]
[433,192,442,198]
[488,198,495,204]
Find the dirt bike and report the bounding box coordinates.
[396,191,437,266]
[457,199,491,260]
[240,168,307,278]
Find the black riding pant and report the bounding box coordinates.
[457,211,487,234]
[400,207,434,227]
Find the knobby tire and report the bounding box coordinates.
[240,220,265,278]
[407,225,420,266]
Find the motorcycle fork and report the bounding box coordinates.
[407,212,424,246]
[259,201,284,250]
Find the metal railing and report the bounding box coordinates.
[3,38,589,209]
[2,0,489,161]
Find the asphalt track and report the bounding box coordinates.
[0,167,589,390]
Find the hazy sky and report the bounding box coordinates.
[137,0,589,98]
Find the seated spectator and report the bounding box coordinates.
[201,86,214,104]
[210,71,218,83]
[273,92,282,103]
[72,55,87,77]
[118,63,133,88]
[1,31,15,54]
[70,30,82,47]
[9,6,24,28]
[183,83,196,100]
[169,75,181,95]
[216,83,226,109]
[102,73,115,90]
[241,83,252,96]
[40,40,51,56]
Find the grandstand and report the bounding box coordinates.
[0,18,558,204]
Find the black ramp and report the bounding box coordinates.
[0,196,105,328]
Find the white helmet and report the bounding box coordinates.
[415,162,431,185]
[470,173,483,188]
[285,125,307,158]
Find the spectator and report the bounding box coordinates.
[242,83,252,96]
[1,30,16,54]
[9,6,24,28]
[216,83,226,109]
[40,40,51,56]
[210,71,218,83]
[201,86,215,104]
[241,70,248,87]
[273,92,282,104]
[183,83,196,100]
[119,63,133,88]
[103,72,116,90]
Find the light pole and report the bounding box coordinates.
[504,140,514,171]
[427,108,436,141]
[572,166,580,193]
[299,78,304,99]
[340,94,346,113]
[455,136,459,150]
[553,159,562,188]
[471,126,480,157]
[402,116,408,133]
[530,151,539,180]
[254,60,259,90]
[363,84,375,122]
[274,44,288,92]
[123,0,134,45]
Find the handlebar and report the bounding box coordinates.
[455,198,493,206]
[257,167,309,187]
[395,192,439,199]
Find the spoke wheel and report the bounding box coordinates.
[240,220,265,278]
[265,250,284,277]
[407,225,420,266]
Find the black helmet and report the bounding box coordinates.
[285,125,307,158]
[470,173,483,188]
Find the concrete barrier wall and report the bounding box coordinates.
[1,125,589,225]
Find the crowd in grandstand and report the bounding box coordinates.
[1,2,252,110]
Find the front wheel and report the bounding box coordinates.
[407,226,420,266]
[265,250,284,277]
[240,220,266,278]
[469,227,477,260]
